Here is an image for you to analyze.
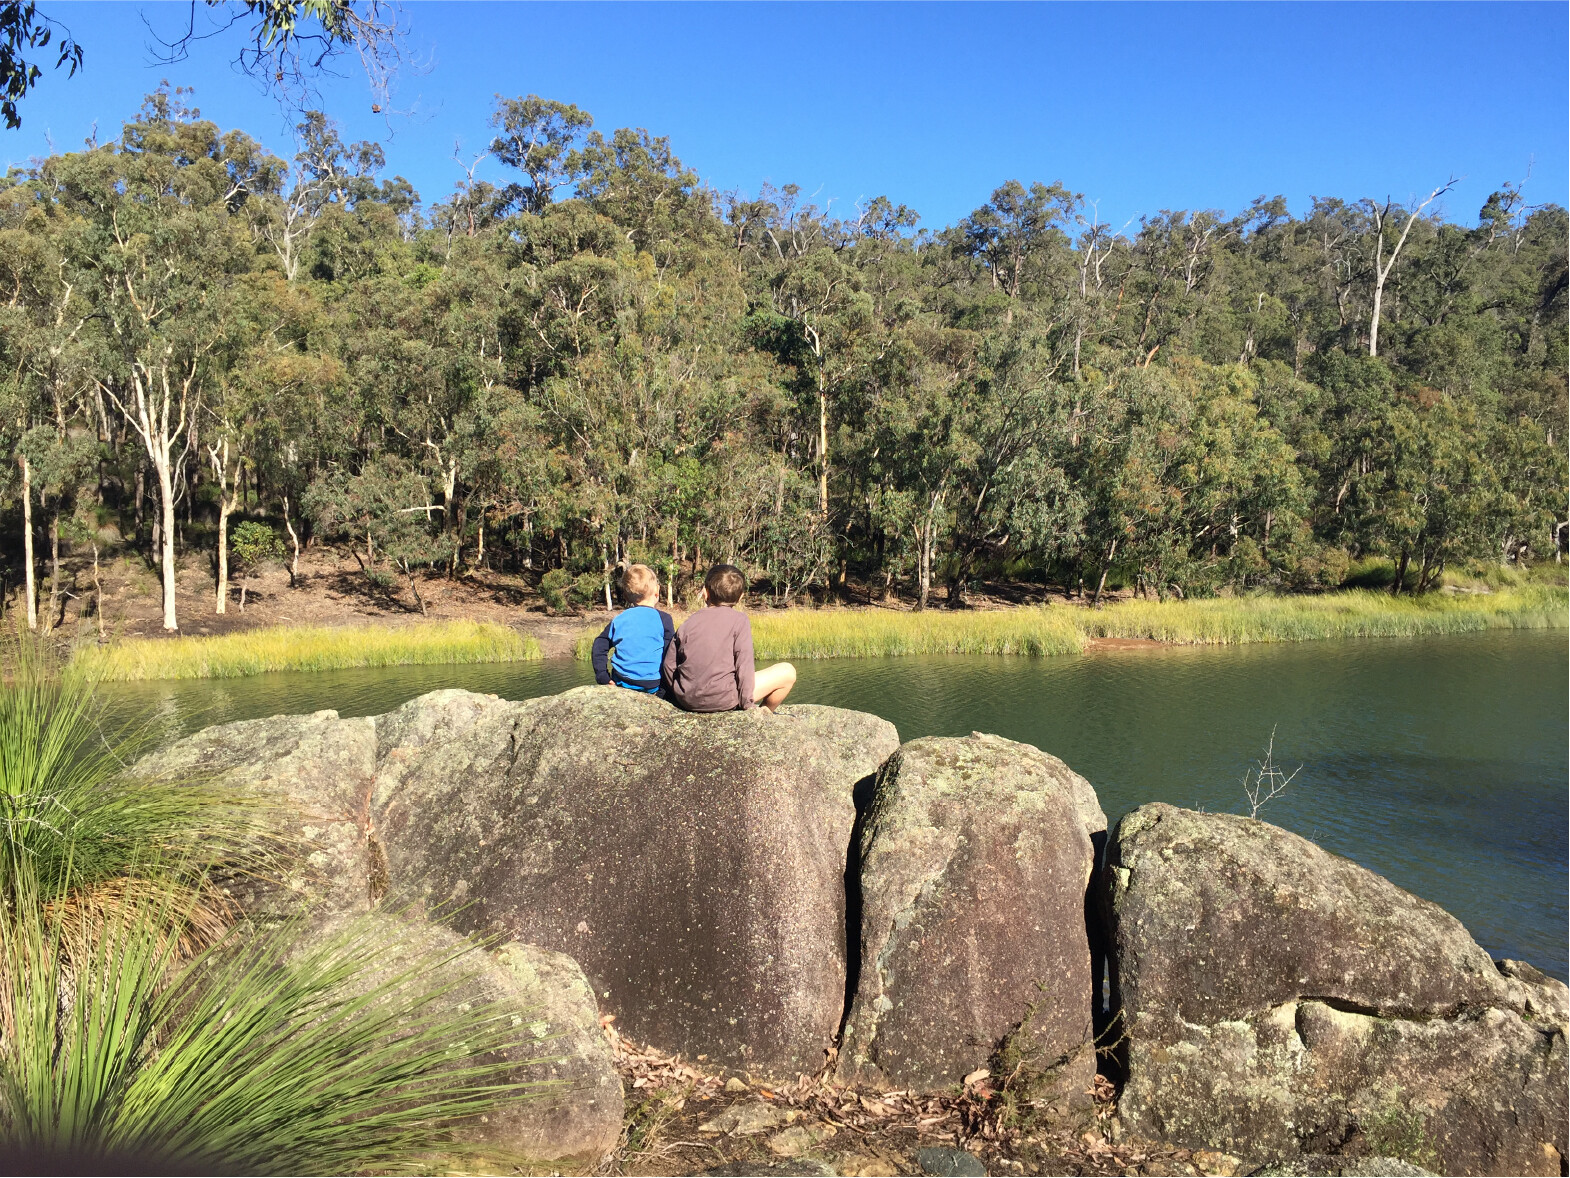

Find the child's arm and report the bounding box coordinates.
[590,620,615,685]
[734,618,756,709]
[660,625,678,683]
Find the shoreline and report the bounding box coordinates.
[73,585,1567,682]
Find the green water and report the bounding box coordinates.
[107,628,1569,979]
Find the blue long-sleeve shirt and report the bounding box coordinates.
[591,605,674,693]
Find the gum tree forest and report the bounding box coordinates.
[1,90,1565,631]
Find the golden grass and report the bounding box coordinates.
[747,607,1085,658]
[575,585,1566,661]
[1081,585,1567,645]
[79,621,540,682]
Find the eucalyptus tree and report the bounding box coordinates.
[53,91,259,630]
[488,94,593,215]
[0,202,95,630]
[1362,179,1457,357]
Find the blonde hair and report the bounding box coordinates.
[618,563,660,603]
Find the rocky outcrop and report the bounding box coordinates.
[141,686,900,1083]
[1103,803,1568,1176]
[838,733,1103,1108]
[283,910,622,1168]
[374,687,898,1079]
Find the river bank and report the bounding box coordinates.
[71,582,1565,681]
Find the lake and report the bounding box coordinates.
[107,627,1569,980]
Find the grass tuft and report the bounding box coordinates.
[79,621,541,682]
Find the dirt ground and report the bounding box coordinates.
[27,543,589,656]
[594,1030,1222,1178]
[24,542,1144,658]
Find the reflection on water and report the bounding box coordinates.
[104,628,1568,979]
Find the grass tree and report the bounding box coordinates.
[0,640,550,1172]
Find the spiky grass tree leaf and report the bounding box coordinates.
[0,635,275,912]
[1,888,554,1174]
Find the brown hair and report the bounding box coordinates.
[703,563,746,605]
[618,563,660,603]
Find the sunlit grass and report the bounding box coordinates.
[79,621,540,682]
[747,607,1086,658]
[1080,585,1567,645]
[574,585,1566,661]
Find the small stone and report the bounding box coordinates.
[833,1153,899,1177]
[768,1122,835,1157]
[1192,1151,1243,1177]
[914,1146,987,1176]
[699,1101,793,1136]
[724,1076,750,1092]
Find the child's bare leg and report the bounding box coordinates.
[752,662,797,712]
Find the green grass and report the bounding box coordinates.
[79,621,541,682]
[2,862,549,1174]
[575,585,1566,661]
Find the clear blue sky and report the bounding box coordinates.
[7,1,1567,231]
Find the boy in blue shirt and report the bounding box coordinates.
[591,563,674,695]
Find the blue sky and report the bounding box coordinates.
[7,1,1567,231]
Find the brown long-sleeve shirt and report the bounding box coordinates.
[661,605,755,712]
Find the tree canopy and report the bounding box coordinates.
[1,90,1564,628]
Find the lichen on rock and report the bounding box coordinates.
[837,732,1104,1108]
[1103,803,1569,1176]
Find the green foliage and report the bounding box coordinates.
[0,648,548,1172]
[0,92,1564,619]
[538,568,571,613]
[0,638,259,907]
[0,1,82,128]
[229,520,285,571]
[986,991,1084,1133]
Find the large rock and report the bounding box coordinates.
[1103,804,1568,1176]
[371,686,899,1079]
[132,709,380,916]
[837,733,1102,1108]
[143,687,899,1080]
[284,910,622,1169]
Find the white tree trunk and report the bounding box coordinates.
[155,454,178,631]
[19,457,36,631]
[211,438,240,614]
[215,503,230,614]
[282,495,301,585]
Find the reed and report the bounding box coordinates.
[573,606,1085,660]
[747,607,1086,658]
[80,621,541,682]
[573,585,1565,661]
[1081,585,1567,646]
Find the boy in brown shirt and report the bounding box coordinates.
[661,564,796,712]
